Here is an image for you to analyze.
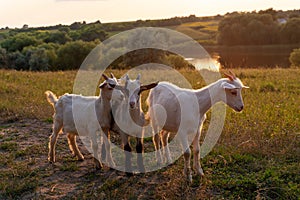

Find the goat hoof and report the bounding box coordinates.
[108,161,116,168]
[126,172,133,177]
[108,167,115,171]
[187,174,193,183]
[166,158,173,165]
[95,163,103,170]
[197,169,204,177]
[77,157,84,162]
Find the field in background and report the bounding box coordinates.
[172,20,219,44]
[0,68,299,199]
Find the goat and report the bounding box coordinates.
[45,74,124,169]
[111,74,158,174]
[147,71,249,181]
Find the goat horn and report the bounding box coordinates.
[224,71,234,81]
[229,70,236,79]
[102,74,109,80]
[110,73,116,79]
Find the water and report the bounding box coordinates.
[185,57,220,71]
[203,45,299,69]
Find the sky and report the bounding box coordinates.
[0,0,299,28]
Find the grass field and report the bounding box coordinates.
[0,68,299,199]
[171,20,219,45]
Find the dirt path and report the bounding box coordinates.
[0,119,211,199]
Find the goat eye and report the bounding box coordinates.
[231,90,237,96]
[108,83,115,88]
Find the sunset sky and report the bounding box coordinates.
[0,0,299,28]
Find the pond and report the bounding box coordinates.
[203,45,299,68]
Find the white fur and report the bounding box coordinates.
[147,76,248,181]
[45,76,123,169]
[111,74,157,173]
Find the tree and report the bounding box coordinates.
[70,22,84,30]
[79,24,107,42]
[0,33,40,52]
[27,48,49,71]
[36,43,59,70]
[280,18,300,44]
[43,30,72,44]
[163,54,193,69]
[56,40,97,70]
[22,43,60,71]
[258,8,278,20]
[0,47,8,68]
[217,12,279,45]
[7,51,28,70]
[289,48,300,67]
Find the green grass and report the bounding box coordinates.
[0,68,299,199]
[170,20,219,44]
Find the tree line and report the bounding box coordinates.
[0,9,299,71]
[217,9,300,45]
[0,15,206,71]
[0,23,108,71]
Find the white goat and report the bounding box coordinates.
[45,74,123,169]
[147,71,249,181]
[111,74,158,174]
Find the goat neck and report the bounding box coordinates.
[95,92,112,130]
[127,98,145,127]
[195,80,224,116]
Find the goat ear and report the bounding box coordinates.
[140,81,159,93]
[99,82,106,89]
[102,74,109,80]
[125,74,129,81]
[243,85,250,89]
[221,82,237,90]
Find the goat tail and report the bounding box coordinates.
[45,90,58,107]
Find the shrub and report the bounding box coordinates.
[0,47,8,68]
[56,40,97,70]
[289,48,300,67]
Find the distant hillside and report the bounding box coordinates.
[0,8,299,71]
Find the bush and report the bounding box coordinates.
[56,40,97,70]
[43,30,72,44]
[217,13,279,45]
[289,48,300,67]
[7,51,29,70]
[163,54,193,69]
[0,33,41,52]
[0,47,8,68]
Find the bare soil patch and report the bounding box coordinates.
[0,119,211,199]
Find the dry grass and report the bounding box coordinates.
[0,68,299,199]
[170,20,219,44]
